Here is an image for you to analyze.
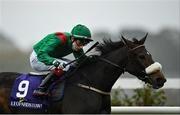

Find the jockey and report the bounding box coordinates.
[30,24,93,96]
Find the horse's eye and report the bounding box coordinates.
[139,55,145,59]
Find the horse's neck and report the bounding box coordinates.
[82,47,128,92]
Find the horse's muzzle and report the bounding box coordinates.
[153,78,167,89]
[151,71,167,89]
[145,62,166,89]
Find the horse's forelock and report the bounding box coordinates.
[132,38,139,44]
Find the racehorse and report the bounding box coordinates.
[0,34,166,113]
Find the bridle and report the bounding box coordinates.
[98,44,149,82]
[77,44,149,95]
[98,44,146,74]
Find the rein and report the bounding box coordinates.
[98,57,126,72]
[98,45,145,72]
[77,44,146,96]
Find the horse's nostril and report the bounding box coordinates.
[156,78,166,85]
[161,79,166,84]
[163,79,167,83]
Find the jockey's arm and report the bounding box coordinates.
[34,36,64,65]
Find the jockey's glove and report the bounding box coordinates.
[53,60,66,69]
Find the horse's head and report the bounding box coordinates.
[122,33,166,89]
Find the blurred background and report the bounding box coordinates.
[0,0,179,106]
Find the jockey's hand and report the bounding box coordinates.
[53,60,70,71]
[59,62,66,69]
[53,60,65,69]
[53,60,60,68]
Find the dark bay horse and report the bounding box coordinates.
[0,34,166,113]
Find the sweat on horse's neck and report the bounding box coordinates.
[83,47,128,92]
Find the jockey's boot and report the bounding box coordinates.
[33,69,64,96]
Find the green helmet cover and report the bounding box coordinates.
[71,24,93,42]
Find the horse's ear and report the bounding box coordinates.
[139,33,148,44]
[121,35,128,45]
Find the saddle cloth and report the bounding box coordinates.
[9,73,66,110]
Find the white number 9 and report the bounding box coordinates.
[16,80,29,98]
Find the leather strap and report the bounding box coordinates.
[77,83,110,95]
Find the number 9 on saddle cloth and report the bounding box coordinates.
[9,65,75,110]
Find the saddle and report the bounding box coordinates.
[9,67,74,110]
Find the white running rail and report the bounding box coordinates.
[111,106,180,113]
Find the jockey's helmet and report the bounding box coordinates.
[71,24,93,43]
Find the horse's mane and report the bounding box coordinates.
[95,37,142,55]
[78,38,140,68]
[95,39,125,55]
[77,39,125,68]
